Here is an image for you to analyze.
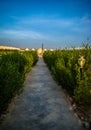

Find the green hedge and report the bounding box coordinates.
[0,50,38,114]
[43,48,91,108]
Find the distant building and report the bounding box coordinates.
[37,48,43,56]
[25,48,29,51]
[50,49,54,51]
[0,46,20,50]
[37,48,47,56]
[31,48,35,51]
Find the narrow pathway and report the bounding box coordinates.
[0,58,85,130]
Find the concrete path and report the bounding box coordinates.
[0,58,85,130]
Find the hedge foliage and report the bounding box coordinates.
[43,47,91,108]
[0,50,38,114]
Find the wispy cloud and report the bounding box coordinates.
[0,30,46,40]
[13,15,91,34]
[17,16,74,28]
[0,15,91,48]
[71,16,91,34]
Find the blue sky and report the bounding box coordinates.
[0,0,91,49]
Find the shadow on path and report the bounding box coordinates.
[0,58,85,130]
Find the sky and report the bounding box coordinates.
[0,0,91,49]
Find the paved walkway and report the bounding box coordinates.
[0,58,85,130]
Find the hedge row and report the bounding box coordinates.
[43,48,91,108]
[0,50,38,114]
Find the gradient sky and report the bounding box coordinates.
[0,0,91,49]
